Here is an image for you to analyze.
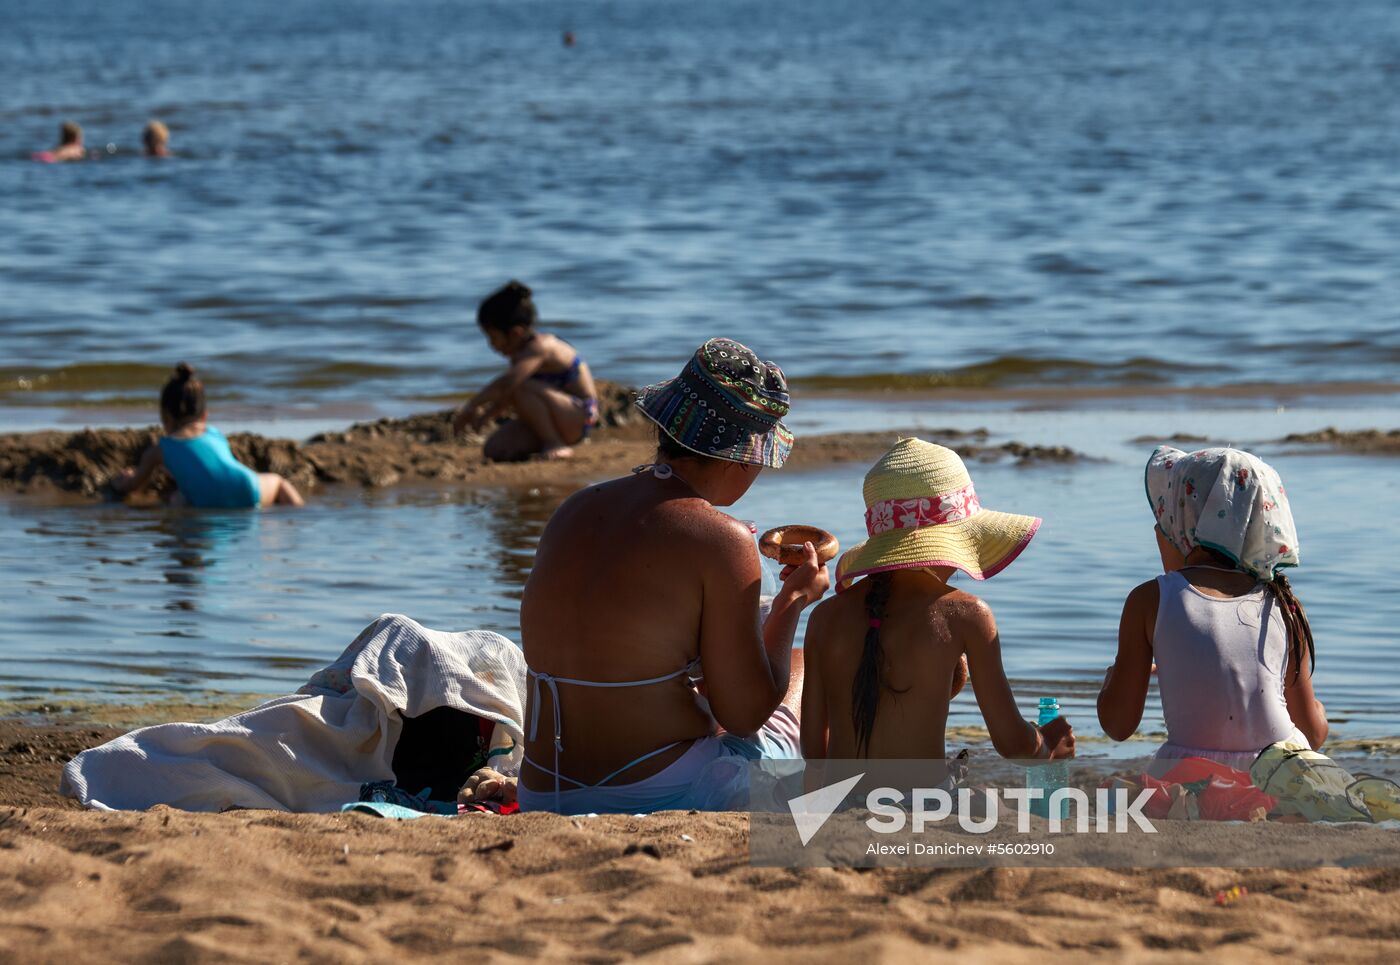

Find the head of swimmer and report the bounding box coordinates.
[59,121,83,147]
[159,363,206,434]
[653,425,762,506]
[476,280,538,356]
[143,119,170,157]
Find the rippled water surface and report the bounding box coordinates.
[4,0,1400,414]
[2,1,1398,745]
[4,408,1397,745]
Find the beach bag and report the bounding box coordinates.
[1249,741,1373,822]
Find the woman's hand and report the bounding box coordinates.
[777,541,830,608]
[457,767,517,806]
[1036,717,1076,760]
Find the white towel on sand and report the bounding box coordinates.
[60,614,527,812]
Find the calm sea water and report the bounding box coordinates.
[1,2,1397,744]
[3,0,1400,415]
[2,405,1397,746]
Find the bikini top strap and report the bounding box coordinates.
[525,661,702,742]
[526,659,702,812]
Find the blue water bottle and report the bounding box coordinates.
[1028,697,1069,820]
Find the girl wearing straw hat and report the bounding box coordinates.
[514,338,830,814]
[801,438,1075,763]
[1098,447,1327,772]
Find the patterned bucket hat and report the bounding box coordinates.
[635,338,794,468]
[836,438,1041,590]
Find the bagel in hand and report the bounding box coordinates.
[759,525,840,566]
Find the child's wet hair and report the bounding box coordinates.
[477,280,537,333]
[852,572,907,757]
[160,362,205,425]
[1268,571,1316,684]
[60,121,82,145]
[1198,547,1316,684]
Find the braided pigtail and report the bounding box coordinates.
[1267,571,1315,684]
[851,572,894,757]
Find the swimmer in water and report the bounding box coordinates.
[34,121,88,163]
[112,363,306,508]
[142,119,171,157]
[452,281,600,461]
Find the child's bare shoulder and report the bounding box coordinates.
[805,591,855,647]
[808,590,849,626]
[534,332,576,361]
[928,588,996,634]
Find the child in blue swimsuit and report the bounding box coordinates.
[451,281,600,461]
[113,363,305,508]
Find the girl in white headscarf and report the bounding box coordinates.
[1098,446,1327,772]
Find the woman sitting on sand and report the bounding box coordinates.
[112,363,305,509]
[511,338,828,814]
[452,281,599,461]
[801,439,1075,764]
[1098,446,1327,771]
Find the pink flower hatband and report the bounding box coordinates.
[864,484,982,537]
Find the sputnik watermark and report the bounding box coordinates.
[789,775,1157,846]
[752,757,1400,868]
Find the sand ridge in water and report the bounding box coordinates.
[1276,427,1400,456]
[0,385,1086,501]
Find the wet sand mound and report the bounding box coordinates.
[0,385,1087,501]
[0,382,640,498]
[1277,427,1400,456]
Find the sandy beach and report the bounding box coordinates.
[0,717,1397,963]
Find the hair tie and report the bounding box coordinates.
[868,618,882,629]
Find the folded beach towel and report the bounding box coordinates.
[60,614,527,812]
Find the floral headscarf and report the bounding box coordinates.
[1144,446,1299,581]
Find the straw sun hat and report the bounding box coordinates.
[835,438,1041,590]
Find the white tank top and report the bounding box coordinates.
[1153,570,1297,753]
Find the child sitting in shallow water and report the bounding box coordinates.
[452,281,599,461]
[1099,446,1326,771]
[801,438,1074,764]
[113,363,305,509]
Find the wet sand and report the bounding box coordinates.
[3,715,1400,962]
[0,383,1085,501]
[1277,427,1400,456]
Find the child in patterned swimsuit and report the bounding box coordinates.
[113,363,305,508]
[452,281,599,461]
